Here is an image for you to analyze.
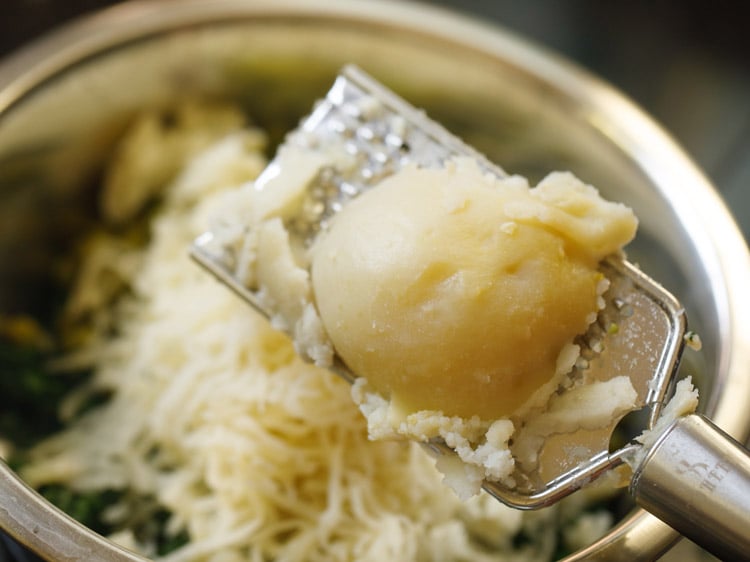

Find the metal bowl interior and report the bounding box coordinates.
[1,1,749,560]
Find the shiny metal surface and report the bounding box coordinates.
[1,0,749,560]
[632,414,750,561]
[0,461,146,561]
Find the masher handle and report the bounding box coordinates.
[631,414,750,561]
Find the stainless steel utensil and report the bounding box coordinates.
[191,65,750,562]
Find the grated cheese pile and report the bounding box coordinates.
[16,102,615,561]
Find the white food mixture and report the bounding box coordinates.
[16,102,626,561]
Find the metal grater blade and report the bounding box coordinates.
[191,65,688,509]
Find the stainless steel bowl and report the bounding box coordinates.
[2,1,749,560]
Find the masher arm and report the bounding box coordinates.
[631,414,750,561]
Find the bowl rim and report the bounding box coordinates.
[1,1,749,560]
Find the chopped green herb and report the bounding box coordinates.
[39,485,122,536]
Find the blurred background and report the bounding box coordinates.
[0,1,746,561]
[1,0,748,241]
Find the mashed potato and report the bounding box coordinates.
[311,158,637,421]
